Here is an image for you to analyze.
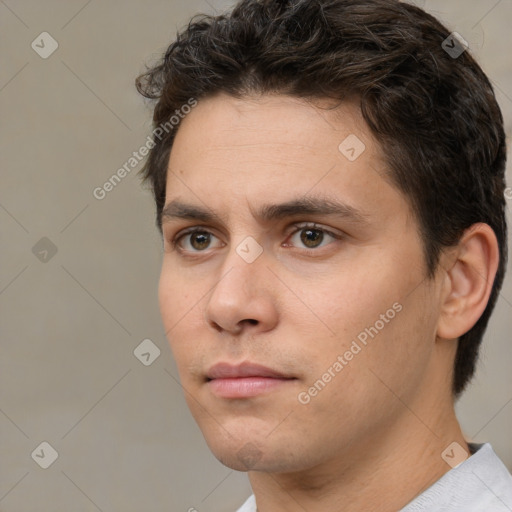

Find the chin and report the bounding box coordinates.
[199,425,265,470]
[204,430,308,473]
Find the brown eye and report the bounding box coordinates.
[288,224,338,250]
[175,230,222,252]
[190,232,211,250]
[300,228,324,248]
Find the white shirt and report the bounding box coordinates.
[235,443,512,511]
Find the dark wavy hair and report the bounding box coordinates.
[135,0,508,397]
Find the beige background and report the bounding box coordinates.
[1,1,511,511]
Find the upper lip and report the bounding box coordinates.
[206,362,293,380]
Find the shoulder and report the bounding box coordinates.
[401,443,512,511]
[235,494,256,512]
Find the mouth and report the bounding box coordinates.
[205,361,297,399]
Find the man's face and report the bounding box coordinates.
[159,93,444,472]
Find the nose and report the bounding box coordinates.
[204,246,279,336]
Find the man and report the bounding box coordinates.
[136,0,512,510]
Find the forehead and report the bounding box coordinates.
[171,93,371,160]
[163,93,411,229]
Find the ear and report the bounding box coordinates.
[437,223,500,340]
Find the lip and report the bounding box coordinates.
[207,361,291,380]
[206,362,296,398]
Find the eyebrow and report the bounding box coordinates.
[161,196,370,227]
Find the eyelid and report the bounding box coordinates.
[286,222,342,237]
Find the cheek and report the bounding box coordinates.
[158,265,201,357]
[305,268,394,344]
[302,250,430,376]
[346,286,437,406]
[158,262,196,325]
[158,270,178,331]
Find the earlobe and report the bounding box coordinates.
[436,223,499,340]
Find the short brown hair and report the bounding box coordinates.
[136,0,508,396]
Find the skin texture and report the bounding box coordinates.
[158,93,498,511]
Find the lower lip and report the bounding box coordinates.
[207,377,295,398]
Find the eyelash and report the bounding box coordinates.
[170,223,343,255]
